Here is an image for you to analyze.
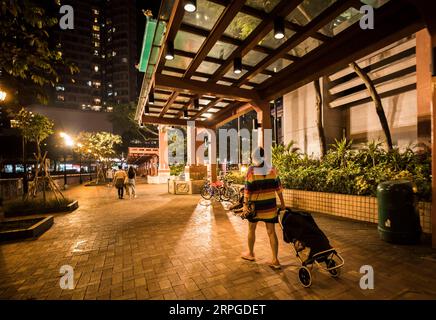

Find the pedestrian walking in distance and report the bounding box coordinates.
[113,165,127,199]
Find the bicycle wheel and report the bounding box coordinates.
[229,187,240,203]
[212,186,221,201]
[220,187,231,201]
[200,185,212,200]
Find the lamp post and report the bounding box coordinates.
[77,143,83,184]
[60,132,74,188]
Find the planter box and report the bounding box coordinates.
[282,189,432,234]
[0,216,54,242]
[4,200,79,218]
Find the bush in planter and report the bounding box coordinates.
[170,164,185,177]
[273,140,431,201]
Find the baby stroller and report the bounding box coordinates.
[279,208,344,288]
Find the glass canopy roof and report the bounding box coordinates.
[136,0,396,124]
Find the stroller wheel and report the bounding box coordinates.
[326,259,341,278]
[298,266,312,288]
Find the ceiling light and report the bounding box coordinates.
[144,104,149,114]
[165,41,174,60]
[184,0,197,13]
[233,57,242,74]
[183,109,189,118]
[274,18,285,40]
[194,97,200,109]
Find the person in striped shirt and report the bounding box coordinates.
[241,147,286,269]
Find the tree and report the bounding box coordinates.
[350,61,393,150]
[0,0,78,104]
[314,79,327,158]
[14,108,64,201]
[108,103,158,154]
[75,132,122,183]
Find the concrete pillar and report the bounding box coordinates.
[208,127,217,182]
[428,29,436,248]
[255,102,272,148]
[416,30,432,147]
[158,126,170,177]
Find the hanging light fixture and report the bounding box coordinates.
[233,57,242,74]
[144,103,149,114]
[194,97,200,110]
[274,17,285,40]
[184,0,197,13]
[165,41,174,60]
[183,109,189,118]
[148,87,155,104]
[253,119,259,130]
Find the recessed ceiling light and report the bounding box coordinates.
[184,0,196,13]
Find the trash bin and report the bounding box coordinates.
[377,180,422,244]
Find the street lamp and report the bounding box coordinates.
[0,90,6,102]
[77,143,83,184]
[60,132,74,187]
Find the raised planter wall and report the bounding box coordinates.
[282,189,432,234]
[0,179,23,200]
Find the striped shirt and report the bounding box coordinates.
[244,165,283,222]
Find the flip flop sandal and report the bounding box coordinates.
[268,263,281,270]
[241,255,256,261]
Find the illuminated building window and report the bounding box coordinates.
[57,94,65,101]
[94,41,100,47]
[92,9,99,15]
[121,57,128,63]
[93,81,101,88]
[55,85,65,91]
[94,50,99,56]
[112,51,116,56]
[94,65,99,72]
[93,25,100,31]
[93,98,101,104]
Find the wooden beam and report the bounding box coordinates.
[192,99,222,120]
[155,74,259,101]
[258,0,425,101]
[156,1,185,74]
[172,49,275,77]
[209,0,304,82]
[207,102,253,128]
[179,23,299,62]
[235,0,359,86]
[163,66,259,87]
[208,0,330,42]
[142,115,209,128]
[183,0,246,79]
[159,92,179,117]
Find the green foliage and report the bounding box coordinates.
[108,104,158,155]
[76,131,122,161]
[273,140,431,201]
[170,164,185,176]
[225,171,245,185]
[14,108,54,154]
[0,0,78,103]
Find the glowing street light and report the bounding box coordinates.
[60,132,75,186]
[0,90,6,102]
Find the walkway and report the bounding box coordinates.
[0,183,435,300]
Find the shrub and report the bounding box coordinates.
[169,164,185,176]
[273,140,431,201]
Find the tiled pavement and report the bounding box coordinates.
[0,182,435,300]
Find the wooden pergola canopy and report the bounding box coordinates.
[137,0,426,128]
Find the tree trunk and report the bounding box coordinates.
[350,61,393,150]
[314,79,327,158]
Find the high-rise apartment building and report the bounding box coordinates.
[53,0,138,112]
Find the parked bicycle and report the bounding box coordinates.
[200,176,240,203]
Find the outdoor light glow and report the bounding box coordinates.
[165,41,174,60]
[60,132,75,147]
[0,90,6,102]
[274,18,285,40]
[233,57,242,74]
[240,165,248,174]
[184,0,196,12]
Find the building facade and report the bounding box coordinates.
[54,0,138,112]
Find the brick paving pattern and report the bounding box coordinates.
[0,182,435,300]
